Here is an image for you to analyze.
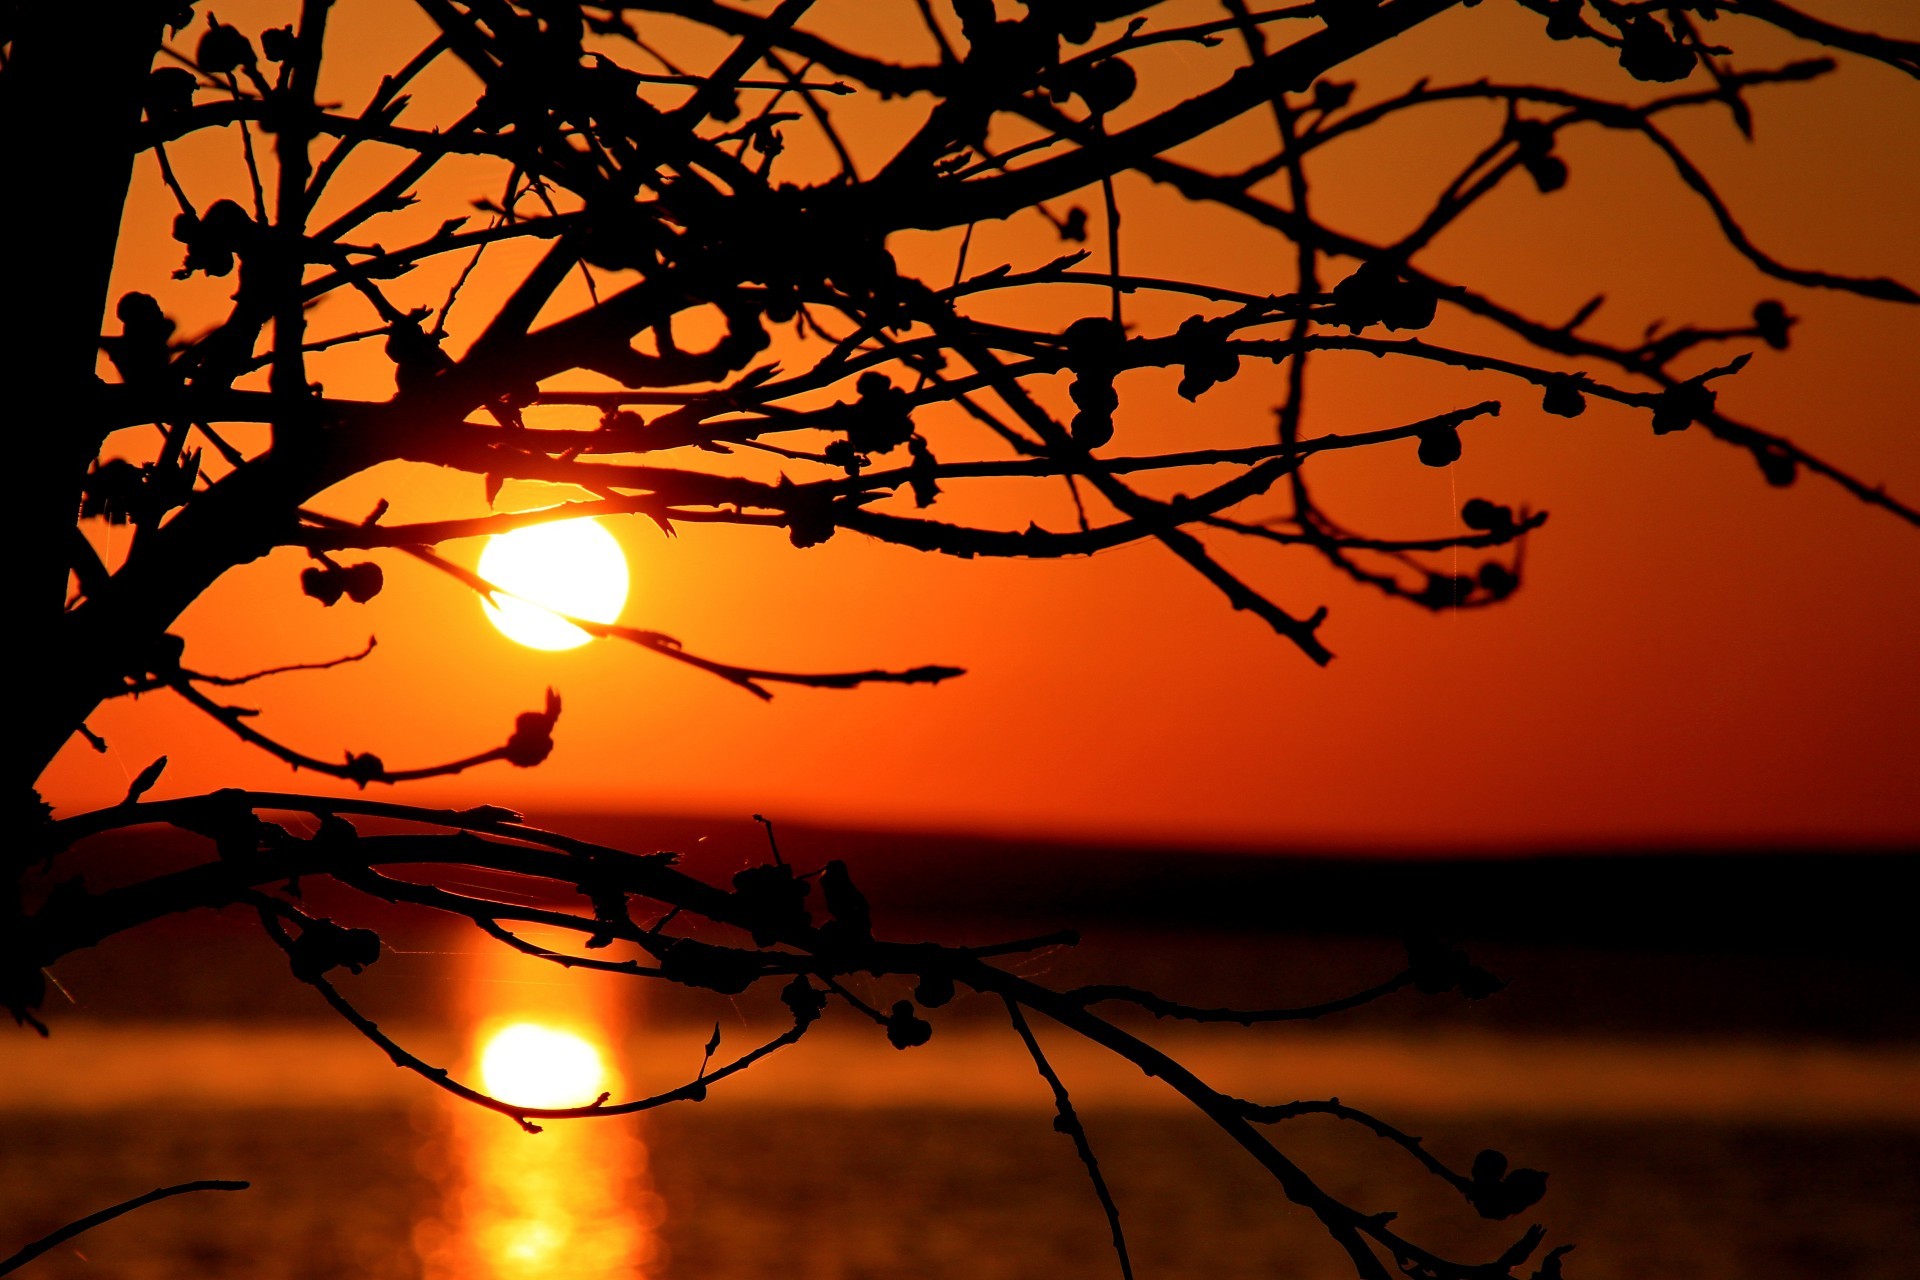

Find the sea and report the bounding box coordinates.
[5,825,1916,1280]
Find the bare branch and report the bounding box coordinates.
[1005,997,1135,1280]
[0,1182,249,1277]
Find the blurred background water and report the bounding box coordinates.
[8,1061,1920,1280]
[6,821,1916,1280]
[6,1103,1920,1280]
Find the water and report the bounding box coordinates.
[5,1099,1919,1280]
[8,882,1915,1279]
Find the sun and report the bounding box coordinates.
[478,518,629,651]
[477,1022,611,1109]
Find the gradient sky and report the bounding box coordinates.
[43,1,1920,848]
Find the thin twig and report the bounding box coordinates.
[1005,998,1135,1280]
[0,1182,249,1277]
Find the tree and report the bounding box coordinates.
[5,2,1915,1277]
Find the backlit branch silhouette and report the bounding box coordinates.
[30,790,1536,1280]
[7,2,1918,1278]
[18,0,1920,782]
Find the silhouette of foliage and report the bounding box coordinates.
[6,2,1918,1278]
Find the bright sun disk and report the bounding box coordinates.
[478,518,629,651]
[478,1022,610,1109]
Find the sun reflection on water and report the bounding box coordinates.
[417,943,660,1280]
[478,1022,610,1110]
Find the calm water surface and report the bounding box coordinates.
[8,919,1915,1279]
[4,1102,1919,1280]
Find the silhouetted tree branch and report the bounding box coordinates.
[8,1,1919,1276]
[0,1180,251,1277]
[27,790,1548,1278]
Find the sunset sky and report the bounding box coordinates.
[42,0,1920,849]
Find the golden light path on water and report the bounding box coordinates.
[416,936,660,1280]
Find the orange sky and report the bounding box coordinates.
[43,1,1920,848]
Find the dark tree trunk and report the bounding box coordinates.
[1,8,167,794]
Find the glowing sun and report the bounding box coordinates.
[478,1022,610,1109]
[478,518,628,651]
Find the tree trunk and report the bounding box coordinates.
[1,9,167,796]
